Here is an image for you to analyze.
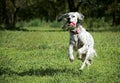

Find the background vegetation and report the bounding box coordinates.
[0,0,120,30]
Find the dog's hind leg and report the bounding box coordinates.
[80,54,90,70]
[80,52,91,70]
[86,60,91,69]
[80,59,87,70]
[77,47,88,70]
[80,48,95,70]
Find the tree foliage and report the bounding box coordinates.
[0,0,120,29]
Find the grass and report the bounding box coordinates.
[0,27,120,83]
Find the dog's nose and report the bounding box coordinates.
[67,17,70,20]
[67,17,70,22]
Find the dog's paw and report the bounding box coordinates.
[69,58,74,62]
[69,55,74,62]
[79,68,83,71]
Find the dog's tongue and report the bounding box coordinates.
[70,22,75,27]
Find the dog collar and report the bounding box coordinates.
[70,27,81,34]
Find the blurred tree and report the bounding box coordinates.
[67,0,82,12]
[0,0,120,30]
[0,0,27,29]
[0,0,9,28]
[17,0,66,22]
[95,0,120,25]
[107,0,120,25]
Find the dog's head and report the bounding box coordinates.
[58,12,84,29]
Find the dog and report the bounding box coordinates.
[58,12,97,70]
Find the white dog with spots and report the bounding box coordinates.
[58,12,97,70]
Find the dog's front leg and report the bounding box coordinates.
[68,44,74,62]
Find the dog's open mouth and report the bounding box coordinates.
[68,22,76,27]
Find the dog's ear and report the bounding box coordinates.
[57,13,68,22]
[75,12,84,21]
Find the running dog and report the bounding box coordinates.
[58,12,97,70]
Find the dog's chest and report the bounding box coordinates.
[70,34,83,49]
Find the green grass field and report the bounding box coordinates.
[0,27,120,83]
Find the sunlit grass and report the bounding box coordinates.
[0,27,120,83]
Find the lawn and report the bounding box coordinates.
[0,27,120,83]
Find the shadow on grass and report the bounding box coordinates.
[0,26,29,31]
[0,27,65,32]
[86,27,120,32]
[26,29,65,32]
[18,26,120,32]
[0,67,82,77]
[28,27,119,32]
[1,25,120,32]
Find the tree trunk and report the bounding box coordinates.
[67,0,82,12]
[112,0,120,26]
[67,0,75,12]
[112,14,120,26]
[1,0,9,28]
[11,8,19,28]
